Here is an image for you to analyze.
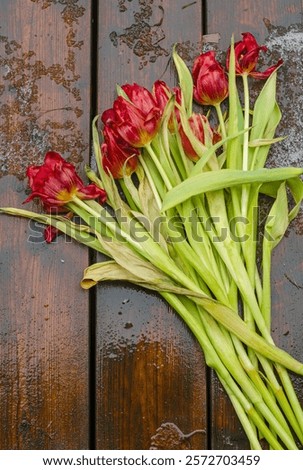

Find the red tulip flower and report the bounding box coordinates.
[153,80,182,112]
[227,32,283,79]
[179,113,215,161]
[152,80,172,111]
[192,51,229,106]
[101,83,162,148]
[24,151,106,211]
[153,80,182,131]
[101,125,139,179]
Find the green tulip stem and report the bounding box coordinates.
[178,193,303,442]
[214,103,227,140]
[119,179,138,211]
[1,42,303,451]
[161,293,292,450]
[71,197,148,256]
[138,155,162,210]
[197,309,297,449]
[65,198,303,376]
[145,142,173,191]
[257,355,303,443]
[242,73,250,172]
[240,73,251,253]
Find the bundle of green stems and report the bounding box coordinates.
[1,38,303,449]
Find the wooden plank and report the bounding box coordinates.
[206,0,303,449]
[206,0,303,49]
[97,0,205,106]
[96,0,208,450]
[0,0,92,449]
[95,284,207,450]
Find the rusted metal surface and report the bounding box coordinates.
[0,0,302,450]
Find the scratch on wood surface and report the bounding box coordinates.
[182,1,197,9]
[284,273,303,289]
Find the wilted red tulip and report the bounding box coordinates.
[179,113,215,161]
[153,80,182,131]
[226,32,283,78]
[101,125,139,179]
[24,151,106,211]
[192,51,228,106]
[101,83,162,148]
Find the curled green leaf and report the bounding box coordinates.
[172,44,193,117]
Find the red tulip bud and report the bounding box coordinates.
[101,126,139,179]
[153,80,182,131]
[179,113,215,161]
[192,51,228,106]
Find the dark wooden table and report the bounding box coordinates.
[0,0,302,450]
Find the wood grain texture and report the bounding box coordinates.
[207,0,303,48]
[95,284,207,450]
[96,0,208,450]
[0,0,92,449]
[97,0,205,105]
[0,0,302,451]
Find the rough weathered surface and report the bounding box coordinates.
[0,0,91,449]
[96,0,208,450]
[207,0,303,49]
[0,0,302,450]
[207,1,303,449]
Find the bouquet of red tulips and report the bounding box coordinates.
[1,33,303,449]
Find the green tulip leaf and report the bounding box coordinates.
[287,176,303,222]
[263,182,289,250]
[162,167,303,211]
[250,71,279,142]
[172,45,193,117]
[248,136,286,147]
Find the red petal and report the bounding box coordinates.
[101,108,116,126]
[42,151,69,175]
[251,58,283,79]
[44,225,60,243]
[192,51,217,82]
[122,83,157,115]
[78,184,107,203]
